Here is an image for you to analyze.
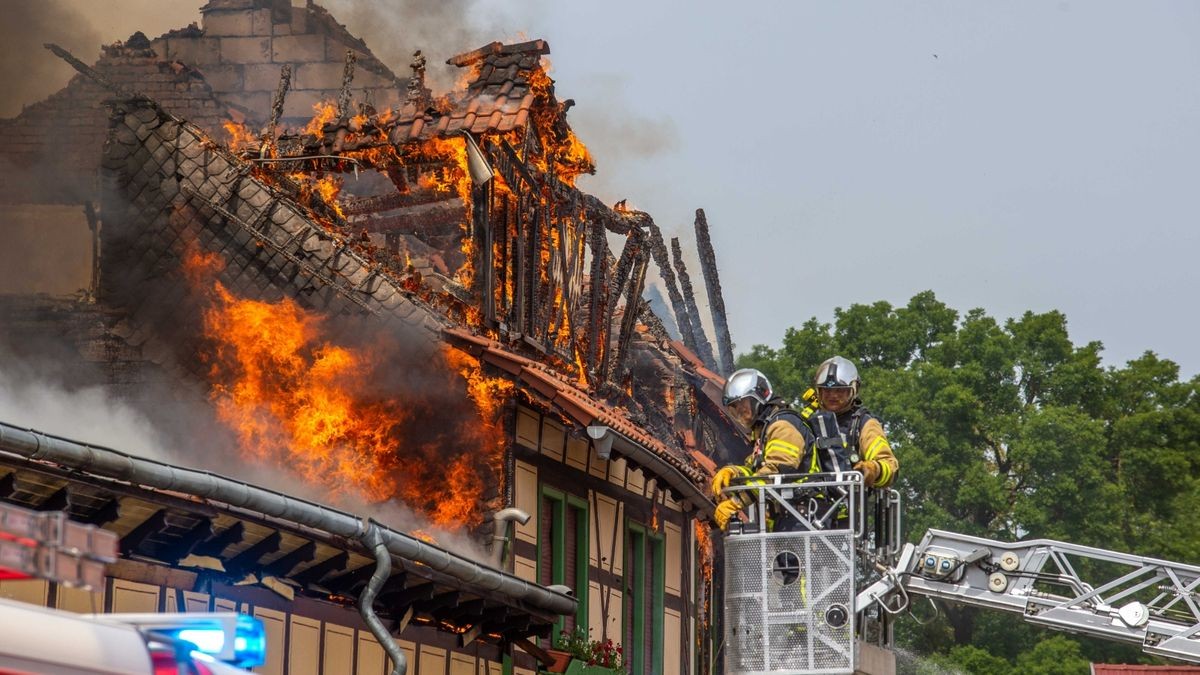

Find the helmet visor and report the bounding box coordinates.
[724,398,756,437]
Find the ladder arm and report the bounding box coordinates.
[856,529,1200,664]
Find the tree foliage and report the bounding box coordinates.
[738,291,1200,668]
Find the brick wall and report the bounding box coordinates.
[151,0,404,124]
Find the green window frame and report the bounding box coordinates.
[538,485,589,645]
[624,520,664,675]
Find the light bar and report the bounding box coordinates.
[92,612,267,668]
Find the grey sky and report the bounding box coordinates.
[13,1,1200,377]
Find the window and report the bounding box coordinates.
[540,486,589,642]
[624,521,664,675]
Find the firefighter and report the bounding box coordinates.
[710,368,815,531]
[811,355,898,490]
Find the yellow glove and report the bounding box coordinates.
[853,460,879,486]
[714,498,742,531]
[711,466,741,498]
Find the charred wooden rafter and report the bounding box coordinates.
[194,522,244,558]
[324,563,378,595]
[645,220,699,355]
[160,517,213,565]
[671,236,717,370]
[695,208,735,374]
[120,508,168,556]
[34,485,70,512]
[266,64,292,148]
[263,541,316,578]
[292,550,349,587]
[226,531,282,576]
[82,496,121,527]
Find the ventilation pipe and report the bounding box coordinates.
[491,507,530,569]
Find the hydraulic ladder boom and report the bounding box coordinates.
[857,529,1200,664]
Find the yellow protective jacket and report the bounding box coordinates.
[723,404,814,508]
[852,413,899,489]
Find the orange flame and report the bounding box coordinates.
[183,247,512,530]
[304,101,338,137]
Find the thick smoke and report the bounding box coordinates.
[319,0,511,91]
[0,0,103,118]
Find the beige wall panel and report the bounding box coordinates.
[514,460,538,544]
[419,645,447,675]
[540,418,565,462]
[254,606,287,675]
[479,659,502,675]
[0,580,48,606]
[626,467,645,495]
[589,492,624,575]
[607,457,627,488]
[183,591,211,612]
[587,444,608,480]
[356,632,384,675]
[112,579,159,613]
[665,521,682,596]
[449,652,475,675]
[587,581,602,641]
[56,584,103,613]
[398,640,417,671]
[565,436,588,471]
[322,624,355,675]
[583,581,623,643]
[163,589,207,613]
[663,490,683,512]
[514,669,536,675]
[514,555,537,583]
[664,608,682,674]
[214,597,238,612]
[515,406,540,450]
[644,477,657,500]
[288,615,321,675]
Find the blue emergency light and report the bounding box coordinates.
[94,611,267,668]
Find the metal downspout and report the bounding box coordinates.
[0,421,577,617]
[358,520,406,675]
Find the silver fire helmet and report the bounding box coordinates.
[723,368,773,433]
[814,356,860,394]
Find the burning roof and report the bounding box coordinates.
[36,26,735,540]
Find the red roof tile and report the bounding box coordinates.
[443,328,709,487]
[1094,662,1200,667]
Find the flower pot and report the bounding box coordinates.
[543,649,571,673]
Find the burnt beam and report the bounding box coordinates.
[82,496,121,527]
[293,551,349,587]
[194,522,244,558]
[120,509,169,556]
[160,517,213,565]
[645,219,699,354]
[671,236,718,370]
[325,564,378,595]
[416,589,462,616]
[34,485,71,513]
[0,473,16,500]
[263,541,316,578]
[225,531,281,576]
[694,208,735,374]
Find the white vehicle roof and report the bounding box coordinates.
[0,597,152,674]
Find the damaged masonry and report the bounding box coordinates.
[0,2,746,674]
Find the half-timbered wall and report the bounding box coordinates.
[509,404,701,675]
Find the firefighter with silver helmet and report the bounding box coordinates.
[710,368,816,531]
[811,355,898,490]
